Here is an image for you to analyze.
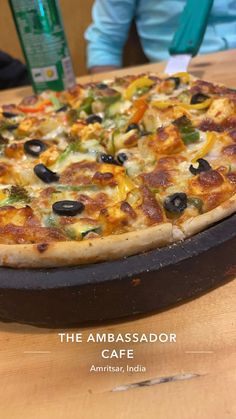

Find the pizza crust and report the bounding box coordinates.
[0,193,235,268]
[178,192,236,238]
[0,222,173,268]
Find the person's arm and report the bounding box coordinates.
[85,0,136,73]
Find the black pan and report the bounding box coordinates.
[0,214,235,328]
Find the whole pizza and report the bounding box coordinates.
[0,72,235,268]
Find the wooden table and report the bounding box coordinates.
[0,50,236,419]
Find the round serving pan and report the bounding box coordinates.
[0,214,235,328]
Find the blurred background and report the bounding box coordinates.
[0,0,147,78]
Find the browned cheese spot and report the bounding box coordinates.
[227,172,236,184]
[223,144,236,156]
[198,170,224,189]
[141,168,173,189]
[199,119,223,132]
[92,171,117,187]
[228,128,236,142]
[139,186,164,224]
[120,201,137,219]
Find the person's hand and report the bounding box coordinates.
[89,65,119,74]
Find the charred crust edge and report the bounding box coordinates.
[37,243,49,253]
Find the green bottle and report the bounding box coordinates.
[9,0,76,93]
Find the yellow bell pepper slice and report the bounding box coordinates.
[181,98,213,110]
[192,131,216,162]
[117,175,135,201]
[125,76,155,100]
[100,164,133,189]
[100,165,134,200]
[151,100,174,109]
[152,98,212,111]
[0,191,6,201]
[98,163,134,200]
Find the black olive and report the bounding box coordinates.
[86,114,103,124]
[164,193,187,213]
[53,200,85,216]
[190,93,209,105]
[173,114,191,128]
[96,83,108,89]
[34,164,59,183]
[2,111,19,118]
[56,105,68,113]
[167,77,181,89]
[24,139,47,157]
[0,136,8,145]
[117,152,128,164]
[7,124,19,131]
[98,153,119,165]
[189,158,212,175]
[126,123,140,132]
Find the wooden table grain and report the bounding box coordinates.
[0,50,236,419]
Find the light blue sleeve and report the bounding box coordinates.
[84,0,136,69]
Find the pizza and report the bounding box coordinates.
[0,72,235,268]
